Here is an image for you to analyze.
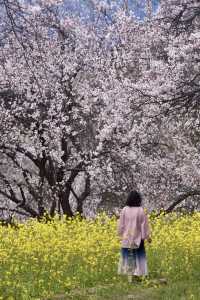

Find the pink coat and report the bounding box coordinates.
[117,206,150,248]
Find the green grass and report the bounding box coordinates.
[45,278,200,300]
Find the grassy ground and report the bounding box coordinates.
[46,278,200,300]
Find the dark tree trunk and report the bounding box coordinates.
[59,190,73,217]
[69,174,90,216]
[77,201,83,215]
[77,175,90,215]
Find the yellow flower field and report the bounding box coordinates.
[0,212,200,299]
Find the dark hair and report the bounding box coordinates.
[126,190,142,207]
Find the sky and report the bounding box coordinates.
[57,0,160,22]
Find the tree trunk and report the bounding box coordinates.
[59,190,73,217]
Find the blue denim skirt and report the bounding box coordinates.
[118,240,148,276]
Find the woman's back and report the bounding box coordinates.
[117,190,151,279]
[118,206,150,249]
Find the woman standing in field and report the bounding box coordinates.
[117,190,151,283]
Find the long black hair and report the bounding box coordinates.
[126,190,142,207]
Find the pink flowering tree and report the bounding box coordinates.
[0,0,199,220]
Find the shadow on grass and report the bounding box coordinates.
[45,278,168,300]
[45,277,200,300]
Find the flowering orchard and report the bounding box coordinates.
[0,213,200,299]
[0,1,199,219]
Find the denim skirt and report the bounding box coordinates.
[118,240,148,276]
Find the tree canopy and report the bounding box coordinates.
[0,0,199,220]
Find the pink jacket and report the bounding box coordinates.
[117,206,150,248]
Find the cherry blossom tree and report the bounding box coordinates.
[0,0,199,220]
[0,0,99,218]
[135,0,200,211]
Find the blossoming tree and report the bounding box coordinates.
[0,0,199,220]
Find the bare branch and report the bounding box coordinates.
[166,189,200,213]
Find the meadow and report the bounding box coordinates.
[0,212,200,300]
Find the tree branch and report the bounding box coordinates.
[166,189,200,213]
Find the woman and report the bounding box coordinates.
[117,190,151,283]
